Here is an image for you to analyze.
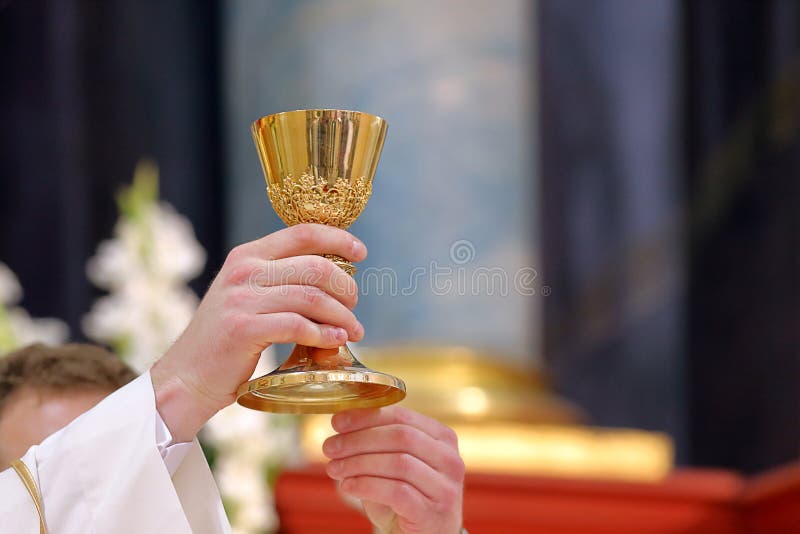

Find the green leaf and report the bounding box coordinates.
[117,158,160,222]
[264,460,284,489]
[221,496,240,524]
[111,334,132,360]
[199,438,219,472]
[0,305,18,355]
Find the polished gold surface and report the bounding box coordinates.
[253,109,386,200]
[267,173,372,229]
[238,109,405,413]
[237,343,406,413]
[300,345,674,482]
[237,368,406,414]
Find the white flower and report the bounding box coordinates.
[215,455,276,534]
[86,237,137,290]
[0,262,69,354]
[82,283,198,372]
[0,262,22,306]
[149,203,206,282]
[83,176,206,372]
[87,204,205,290]
[7,308,69,347]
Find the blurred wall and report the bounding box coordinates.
[223,0,540,365]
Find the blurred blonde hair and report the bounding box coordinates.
[0,343,136,413]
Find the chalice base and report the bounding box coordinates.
[236,344,406,414]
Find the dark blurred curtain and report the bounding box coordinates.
[0,1,224,337]
[539,0,687,456]
[540,0,799,472]
[684,0,800,473]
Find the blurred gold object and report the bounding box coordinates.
[301,346,674,481]
[237,109,406,414]
[359,345,584,424]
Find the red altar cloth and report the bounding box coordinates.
[275,462,800,533]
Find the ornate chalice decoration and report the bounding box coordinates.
[237,109,406,413]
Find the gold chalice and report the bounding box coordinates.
[236,109,407,413]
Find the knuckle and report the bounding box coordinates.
[393,426,416,449]
[393,406,413,426]
[333,274,358,308]
[224,262,255,286]
[443,426,459,447]
[298,256,328,285]
[300,286,324,307]
[393,481,415,503]
[317,256,337,278]
[291,224,317,247]
[395,453,415,473]
[225,244,248,264]
[436,483,461,512]
[446,451,466,479]
[283,313,306,337]
[342,476,360,494]
[222,288,250,309]
[221,312,249,338]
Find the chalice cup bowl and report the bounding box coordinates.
[236,109,407,414]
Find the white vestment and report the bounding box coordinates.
[0,372,231,534]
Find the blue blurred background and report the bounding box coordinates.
[224,1,537,361]
[0,0,797,473]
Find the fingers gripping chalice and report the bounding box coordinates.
[236,109,406,413]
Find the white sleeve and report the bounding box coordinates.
[1,371,231,534]
[155,410,194,476]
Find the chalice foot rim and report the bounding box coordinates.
[236,368,406,414]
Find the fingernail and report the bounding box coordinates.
[353,322,364,340]
[327,459,342,478]
[352,239,366,258]
[325,437,340,455]
[334,327,347,343]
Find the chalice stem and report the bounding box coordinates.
[322,254,357,276]
[278,344,355,372]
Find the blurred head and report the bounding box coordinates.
[0,343,136,467]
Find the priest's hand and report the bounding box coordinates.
[323,406,466,534]
[151,223,366,442]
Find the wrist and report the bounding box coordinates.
[150,360,220,443]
